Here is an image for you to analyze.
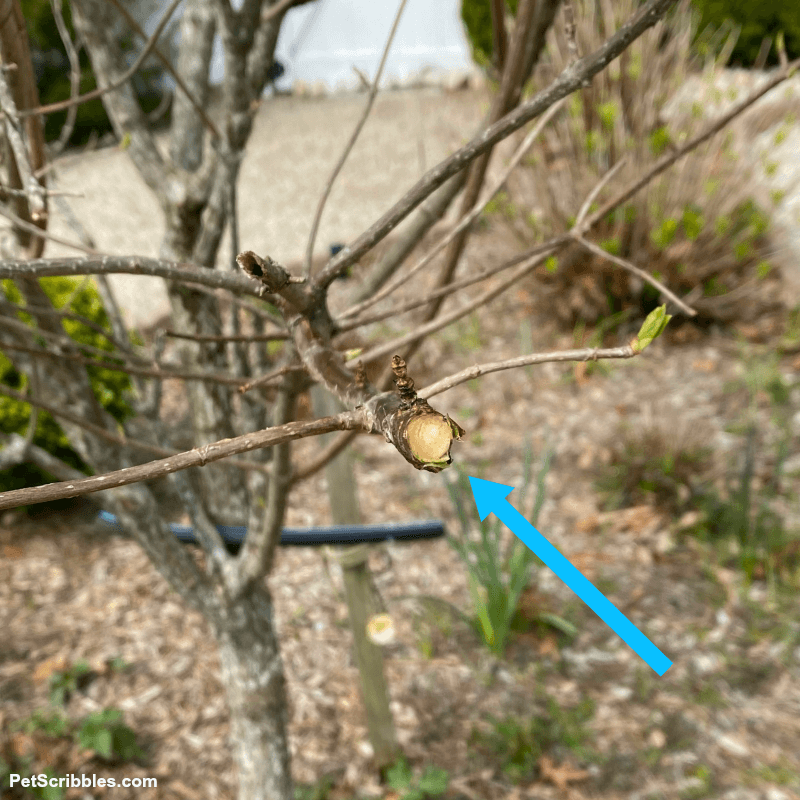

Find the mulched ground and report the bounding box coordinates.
[3,223,800,800]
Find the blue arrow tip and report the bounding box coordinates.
[467,476,515,521]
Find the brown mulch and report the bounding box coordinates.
[2,222,800,800]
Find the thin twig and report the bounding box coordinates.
[288,428,360,485]
[303,0,409,277]
[573,158,626,229]
[0,313,150,364]
[21,0,184,118]
[0,411,363,510]
[343,55,800,337]
[49,0,81,154]
[581,56,800,234]
[337,242,562,332]
[238,364,307,394]
[339,99,565,320]
[349,248,549,366]
[419,344,637,399]
[573,234,695,315]
[164,329,289,343]
[0,184,83,199]
[0,69,47,223]
[0,298,135,354]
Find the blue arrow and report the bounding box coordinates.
[468,477,672,675]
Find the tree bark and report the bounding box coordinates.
[214,584,294,800]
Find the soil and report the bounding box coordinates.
[3,86,800,800]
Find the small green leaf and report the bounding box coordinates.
[632,304,672,353]
[119,132,131,151]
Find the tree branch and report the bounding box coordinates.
[315,0,678,289]
[0,256,277,298]
[0,412,364,510]
[419,344,637,399]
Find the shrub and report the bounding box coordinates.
[504,0,784,331]
[0,277,135,497]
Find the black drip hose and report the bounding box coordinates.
[97,511,445,554]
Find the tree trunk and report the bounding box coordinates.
[215,582,294,800]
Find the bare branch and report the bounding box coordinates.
[262,0,303,24]
[573,234,696,316]
[104,0,220,140]
[0,296,134,354]
[236,376,299,589]
[0,256,276,298]
[238,364,306,395]
[303,0,409,276]
[0,433,86,482]
[0,336,277,387]
[337,241,562,332]
[164,329,289,343]
[49,0,81,153]
[0,411,364,510]
[316,0,679,289]
[562,0,580,64]
[350,249,548,366]
[572,158,626,229]
[419,344,638,400]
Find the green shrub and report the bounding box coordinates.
[0,277,135,497]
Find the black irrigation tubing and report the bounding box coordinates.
[97,510,445,554]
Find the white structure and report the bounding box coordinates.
[272,0,474,93]
[203,0,475,92]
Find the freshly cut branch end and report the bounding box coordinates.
[383,355,465,473]
[403,411,464,473]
